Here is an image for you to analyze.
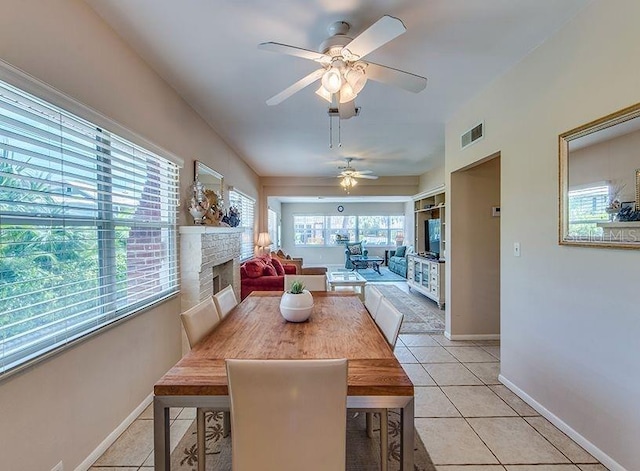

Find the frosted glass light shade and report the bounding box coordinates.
[345,67,367,94]
[257,232,272,247]
[315,85,333,103]
[339,82,357,103]
[321,67,342,94]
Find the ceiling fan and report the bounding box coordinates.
[258,15,427,119]
[336,158,378,193]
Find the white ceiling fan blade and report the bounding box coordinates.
[354,169,373,174]
[341,15,406,60]
[338,99,356,119]
[266,68,325,106]
[354,174,378,179]
[365,61,427,93]
[258,42,331,64]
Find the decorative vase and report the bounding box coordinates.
[188,181,209,225]
[279,290,314,322]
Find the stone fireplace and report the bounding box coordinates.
[179,225,243,314]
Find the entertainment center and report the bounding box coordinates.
[410,187,446,309]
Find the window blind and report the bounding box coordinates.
[229,188,255,260]
[0,79,180,377]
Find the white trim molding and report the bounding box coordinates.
[75,393,153,471]
[499,374,627,471]
[445,332,500,341]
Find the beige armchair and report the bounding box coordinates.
[271,250,327,275]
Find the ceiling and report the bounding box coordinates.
[86,0,589,179]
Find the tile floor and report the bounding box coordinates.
[90,282,609,470]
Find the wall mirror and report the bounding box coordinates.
[559,103,640,248]
[195,160,224,200]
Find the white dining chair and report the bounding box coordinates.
[213,284,238,319]
[179,298,223,471]
[226,358,348,471]
[284,274,327,292]
[369,296,404,471]
[364,285,383,319]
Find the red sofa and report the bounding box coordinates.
[240,256,297,300]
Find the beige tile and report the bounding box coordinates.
[437,467,505,471]
[409,346,458,363]
[474,340,501,346]
[431,334,477,347]
[423,363,484,386]
[464,362,501,385]
[525,417,598,464]
[415,386,461,417]
[505,466,580,471]
[442,386,518,417]
[394,346,419,363]
[90,468,139,471]
[93,420,154,467]
[177,407,197,420]
[445,346,499,363]
[489,385,539,416]
[415,418,499,465]
[139,404,183,420]
[399,333,441,347]
[468,417,569,464]
[142,418,195,467]
[481,345,501,359]
[577,465,608,471]
[402,363,436,386]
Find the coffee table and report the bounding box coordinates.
[327,270,367,301]
[350,255,384,275]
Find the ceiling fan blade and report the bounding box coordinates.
[354,169,373,174]
[341,15,406,60]
[258,42,331,64]
[266,68,325,106]
[338,99,356,119]
[355,174,378,180]
[365,61,427,93]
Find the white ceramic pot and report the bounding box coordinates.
[279,290,314,322]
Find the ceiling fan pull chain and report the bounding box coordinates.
[329,113,333,148]
[338,117,342,147]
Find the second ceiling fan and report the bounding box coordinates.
[259,15,427,119]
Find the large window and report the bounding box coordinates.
[0,79,179,377]
[229,188,255,260]
[567,184,609,239]
[293,215,404,246]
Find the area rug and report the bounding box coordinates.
[358,266,407,282]
[374,284,445,334]
[171,410,435,470]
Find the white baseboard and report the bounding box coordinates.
[445,332,500,340]
[499,374,626,471]
[75,393,153,471]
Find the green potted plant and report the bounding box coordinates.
[280,280,314,322]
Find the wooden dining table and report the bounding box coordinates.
[153,291,414,470]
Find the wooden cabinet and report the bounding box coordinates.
[407,255,445,309]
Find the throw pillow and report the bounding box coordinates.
[263,264,277,276]
[395,246,407,257]
[348,244,362,255]
[271,257,285,276]
[243,259,265,278]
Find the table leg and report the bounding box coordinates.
[153,397,170,471]
[400,398,415,470]
[373,262,382,275]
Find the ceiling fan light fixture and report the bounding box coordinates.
[322,67,343,94]
[338,82,357,103]
[345,66,367,94]
[315,85,333,103]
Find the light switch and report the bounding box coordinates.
[513,242,521,257]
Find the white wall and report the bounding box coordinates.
[445,0,640,468]
[0,1,258,470]
[281,202,408,265]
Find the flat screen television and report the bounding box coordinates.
[425,218,441,259]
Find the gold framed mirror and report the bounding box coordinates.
[559,103,640,248]
[195,160,224,197]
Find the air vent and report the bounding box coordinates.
[461,122,484,149]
